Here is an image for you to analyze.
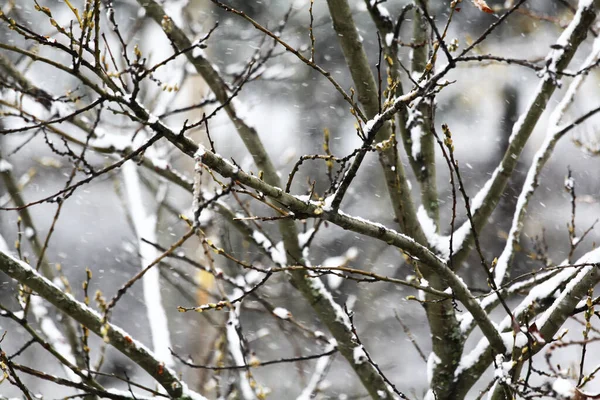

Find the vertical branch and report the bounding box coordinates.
[308,0,316,62]
[121,161,174,367]
[137,2,404,396]
[225,290,259,400]
[325,0,424,242]
[363,3,464,398]
[407,0,439,227]
[365,1,413,177]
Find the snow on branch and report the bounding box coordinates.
[536,248,600,339]
[0,249,205,399]
[225,289,261,400]
[193,144,507,353]
[122,161,174,367]
[296,340,337,400]
[449,0,598,265]
[494,33,600,287]
[455,249,600,392]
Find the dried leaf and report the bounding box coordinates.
[472,0,494,13]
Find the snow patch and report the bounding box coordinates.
[427,352,441,384]
[552,378,576,398]
[273,307,290,319]
[24,227,35,239]
[0,159,13,172]
[353,345,368,364]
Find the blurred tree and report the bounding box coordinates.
[1,0,600,399]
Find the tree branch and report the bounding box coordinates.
[0,250,203,399]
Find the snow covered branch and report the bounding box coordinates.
[0,250,204,399]
[451,0,597,267]
[2,1,600,399]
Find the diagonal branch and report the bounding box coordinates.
[325,0,425,245]
[493,33,600,287]
[0,250,204,399]
[136,2,401,396]
[451,0,597,268]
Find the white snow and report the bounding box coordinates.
[308,276,352,329]
[149,156,169,170]
[417,206,471,260]
[427,352,441,384]
[385,33,394,47]
[298,228,315,247]
[271,241,288,265]
[406,106,424,159]
[493,354,513,384]
[363,117,378,134]
[418,206,447,258]
[417,278,429,301]
[147,114,158,125]
[296,340,337,400]
[0,233,9,253]
[273,307,290,319]
[446,167,501,257]
[0,159,13,172]
[552,378,576,398]
[251,229,288,266]
[90,130,132,151]
[322,195,335,211]
[24,227,35,239]
[195,145,207,159]
[180,382,209,400]
[376,3,390,18]
[294,194,311,203]
[536,247,600,329]
[564,176,574,190]
[469,168,499,213]
[455,337,491,377]
[410,125,423,160]
[500,331,528,349]
[353,345,367,364]
[243,269,266,286]
[322,247,358,290]
[50,101,75,118]
[459,292,499,333]
[192,46,206,59]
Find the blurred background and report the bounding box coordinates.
[1,0,600,398]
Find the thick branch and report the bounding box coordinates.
[0,250,201,399]
[137,2,402,396]
[325,0,425,244]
